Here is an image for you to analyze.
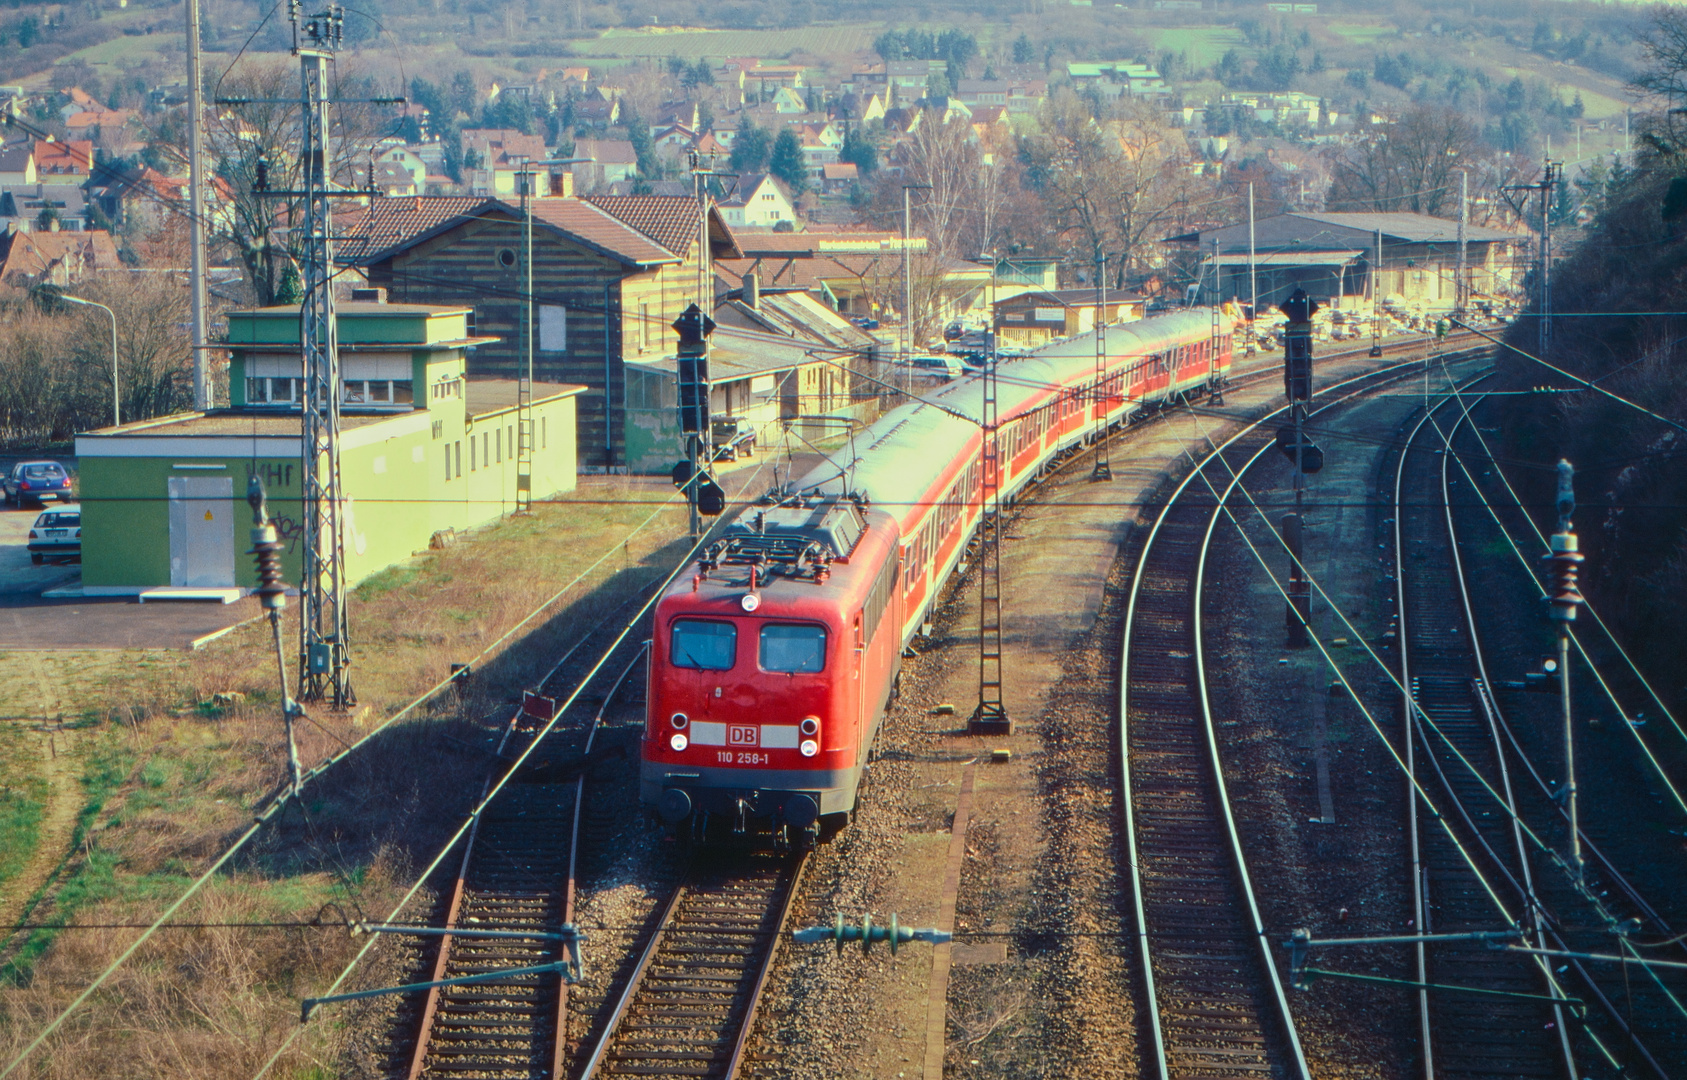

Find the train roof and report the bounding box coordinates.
[793,309,1222,515]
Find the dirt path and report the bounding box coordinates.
[0,654,81,935]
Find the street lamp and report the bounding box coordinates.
[60,294,119,426]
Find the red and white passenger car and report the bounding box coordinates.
[641,310,1235,844]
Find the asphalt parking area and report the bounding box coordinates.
[0,471,261,650]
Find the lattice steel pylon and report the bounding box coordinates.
[970,344,1010,735]
[295,4,352,706]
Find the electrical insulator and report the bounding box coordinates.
[1544,459,1583,623]
[1543,533,1584,623]
[247,476,288,612]
[792,913,952,956]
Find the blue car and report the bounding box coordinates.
[3,460,73,507]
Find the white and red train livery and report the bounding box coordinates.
[642,310,1235,842]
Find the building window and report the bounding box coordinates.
[497,248,517,268]
[470,436,476,471]
[483,431,490,467]
[496,428,502,463]
[246,376,302,404]
[639,303,649,351]
[542,415,547,449]
[444,445,452,481]
[466,309,478,337]
[455,441,462,478]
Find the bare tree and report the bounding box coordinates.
[141,57,393,306]
[1326,105,1485,217]
[1022,90,1208,289]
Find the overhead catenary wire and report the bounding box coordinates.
[1177,401,1628,1071]
[246,458,771,1080]
[0,475,696,1078]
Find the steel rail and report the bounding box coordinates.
[1392,389,1580,1079]
[1119,346,1475,1079]
[575,854,806,1080]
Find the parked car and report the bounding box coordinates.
[3,460,73,507]
[710,416,757,460]
[850,316,880,331]
[907,354,966,382]
[27,504,80,564]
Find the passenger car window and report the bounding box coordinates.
[670,619,736,670]
[760,623,826,673]
[23,465,62,479]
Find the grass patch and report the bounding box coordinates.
[0,726,47,907]
[1140,25,1248,67]
[1329,23,1398,45]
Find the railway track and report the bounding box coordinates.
[1391,389,1572,1080]
[1399,390,1687,1079]
[1117,350,1489,1079]
[575,855,805,1080]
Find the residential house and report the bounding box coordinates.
[885,60,946,104]
[339,193,741,469]
[461,128,551,197]
[1066,62,1169,99]
[1,185,93,231]
[0,140,36,186]
[716,174,796,229]
[821,162,858,193]
[602,179,691,196]
[34,139,94,179]
[769,86,807,114]
[573,96,621,127]
[376,145,429,190]
[648,102,699,136]
[0,224,119,286]
[954,78,1047,115]
[371,161,419,197]
[572,138,639,192]
[1167,211,1525,310]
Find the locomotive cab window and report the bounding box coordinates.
[760,623,826,673]
[671,619,737,670]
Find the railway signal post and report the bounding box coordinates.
[1280,288,1319,648]
[1544,459,1585,881]
[674,304,717,540]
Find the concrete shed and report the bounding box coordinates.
[75,302,583,599]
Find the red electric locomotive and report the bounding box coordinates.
[641,495,903,845]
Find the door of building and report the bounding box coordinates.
[167,475,235,588]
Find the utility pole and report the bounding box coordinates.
[901,183,931,395]
[1369,226,1383,358]
[1209,234,1224,404]
[1248,181,1258,355]
[517,156,537,512]
[1500,162,1560,357]
[970,310,1009,735]
[1545,460,1585,882]
[186,0,210,409]
[1456,170,1468,316]
[294,4,352,707]
[216,6,403,706]
[1090,253,1111,481]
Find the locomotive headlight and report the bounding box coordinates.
[799,716,820,737]
[670,732,689,752]
[799,739,818,757]
[670,712,689,730]
[740,592,761,612]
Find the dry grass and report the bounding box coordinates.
[0,474,711,1078]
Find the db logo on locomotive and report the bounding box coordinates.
[729,725,759,746]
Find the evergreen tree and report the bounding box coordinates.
[730,117,771,173]
[839,126,877,175]
[275,262,303,306]
[769,127,807,195]
[1012,32,1033,64]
